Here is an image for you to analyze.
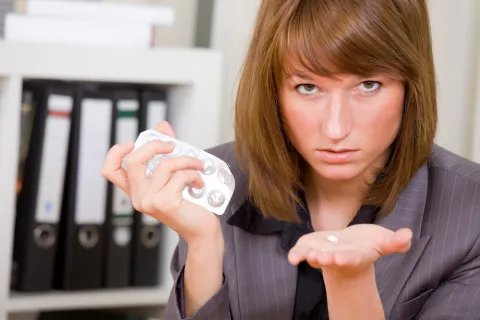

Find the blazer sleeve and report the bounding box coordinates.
[415,234,480,319]
[163,238,232,320]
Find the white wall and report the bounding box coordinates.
[14,0,199,47]
[104,0,199,47]
[428,0,478,159]
[15,0,480,158]
[210,0,261,143]
[211,0,480,160]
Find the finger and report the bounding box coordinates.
[156,121,177,139]
[306,248,317,262]
[124,140,175,183]
[308,245,359,269]
[379,228,413,255]
[123,140,175,171]
[160,169,205,198]
[288,245,311,266]
[124,140,175,204]
[102,140,134,174]
[141,169,204,220]
[149,156,205,192]
[391,228,413,252]
[149,169,204,218]
[305,249,329,268]
[101,141,134,192]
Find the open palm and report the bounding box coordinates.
[288,224,413,274]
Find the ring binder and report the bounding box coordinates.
[12,81,73,291]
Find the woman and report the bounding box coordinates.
[102,0,480,319]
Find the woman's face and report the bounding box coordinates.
[279,62,405,182]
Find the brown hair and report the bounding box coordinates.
[234,0,437,221]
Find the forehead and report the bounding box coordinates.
[279,52,403,84]
[281,55,370,83]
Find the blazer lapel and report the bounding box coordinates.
[226,171,297,319]
[373,164,432,316]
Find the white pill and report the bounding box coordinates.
[202,158,216,175]
[188,186,204,198]
[208,190,225,207]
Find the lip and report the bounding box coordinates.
[315,149,359,164]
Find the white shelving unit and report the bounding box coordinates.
[0,41,224,319]
[8,287,170,312]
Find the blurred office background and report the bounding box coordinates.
[1,0,479,319]
[2,0,479,157]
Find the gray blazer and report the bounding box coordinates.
[163,142,480,320]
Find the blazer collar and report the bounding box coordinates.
[227,186,377,251]
[227,199,285,234]
[226,191,299,252]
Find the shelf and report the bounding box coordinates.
[8,287,170,312]
[0,41,221,319]
[0,41,222,85]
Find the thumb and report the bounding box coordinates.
[156,121,177,139]
[379,228,413,255]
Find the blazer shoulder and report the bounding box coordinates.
[205,141,245,179]
[429,144,480,182]
[205,141,237,166]
[425,144,480,248]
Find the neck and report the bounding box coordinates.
[303,152,388,230]
[304,169,374,230]
[306,170,372,207]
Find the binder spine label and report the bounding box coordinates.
[35,94,73,224]
[142,213,160,225]
[113,187,133,219]
[146,100,167,129]
[113,99,138,223]
[140,97,166,225]
[75,98,112,225]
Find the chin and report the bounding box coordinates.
[311,164,363,181]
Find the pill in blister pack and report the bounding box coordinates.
[128,129,235,215]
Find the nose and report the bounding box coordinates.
[323,94,352,142]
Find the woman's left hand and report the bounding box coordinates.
[287,224,413,276]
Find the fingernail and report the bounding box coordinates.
[165,141,176,149]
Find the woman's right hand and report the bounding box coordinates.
[101,121,223,245]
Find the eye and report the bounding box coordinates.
[296,84,319,95]
[358,81,381,93]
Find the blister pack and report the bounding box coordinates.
[127,129,235,215]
